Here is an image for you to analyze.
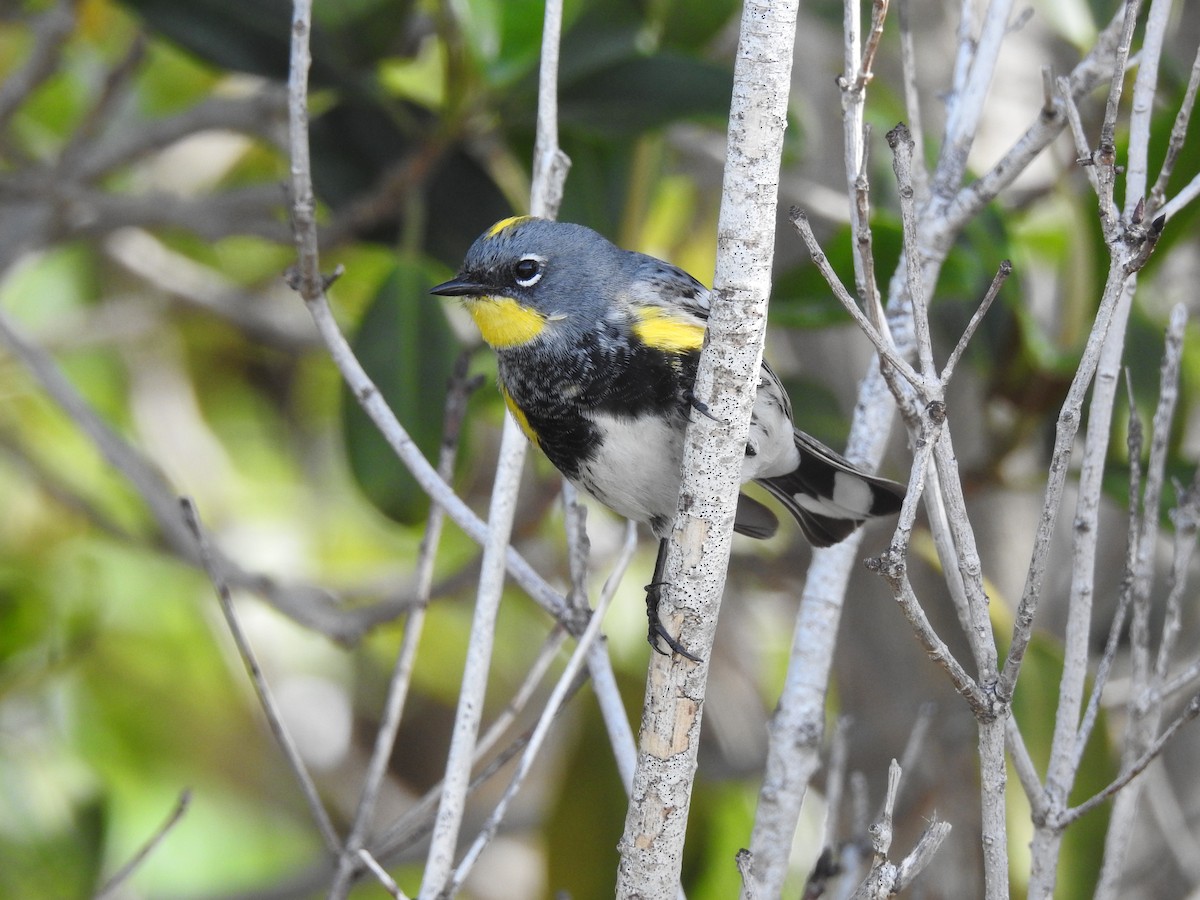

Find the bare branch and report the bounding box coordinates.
[999,268,1134,698]
[329,356,477,899]
[1151,309,1192,685]
[370,627,571,862]
[1157,170,1200,221]
[1072,372,1143,774]
[931,0,1016,204]
[0,0,75,135]
[181,498,341,853]
[892,818,953,892]
[938,259,1011,387]
[939,8,1126,238]
[894,0,927,201]
[621,0,802,894]
[887,123,938,383]
[856,0,890,91]
[850,760,951,898]
[824,716,852,849]
[1148,40,1200,217]
[77,89,288,181]
[1006,715,1048,823]
[737,848,759,900]
[356,850,411,900]
[1123,0,1175,219]
[865,551,991,718]
[95,789,191,899]
[446,554,616,895]
[788,207,923,389]
[1063,694,1200,827]
[56,34,146,175]
[1093,0,1144,236]
[422,0,570,890]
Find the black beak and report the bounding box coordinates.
[430,275,487,297]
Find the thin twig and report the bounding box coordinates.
[94,790,191,898]
[1156,171,1200,222]
[1093,0,1144,237]
[356,849,411,900]
[181,498,341,852]
[940,8,1127,235]
[56,34,146,175]
[864,554,990,718]
[789,208,923,390]
[931,0,1016,204]
[370,626,571,860]
[0,0,75,134]
[737,848,759,900]
[1123,0,1174,219]
[1072,372,1142,774]
[874,759,901,857]
[894,0,927,202]
[1006,716,1048,823]
[892,818,952,892]
[887,124,938,382]
[1148,41,1200,217]
[1161,656,1200,705]
[824,716,852,849]
[422,0,569,890]
[445,553,617,895]
[421,413,528,895]
[1062,694,1200,827]
[939,260,1011,386]
[999,269,1136,699]
[1153,327,1197,687]
[329,355,479,898]
[587,520,641,793]
[1059,75,1103,196]
[856,0,890,91]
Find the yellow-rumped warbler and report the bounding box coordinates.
[432,216,905,658]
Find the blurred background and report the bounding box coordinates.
[1,0,1199,897]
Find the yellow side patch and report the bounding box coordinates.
[467,296,546,348]
[631,307,705,354]
[500,385,539,446]
[487,215,533,239]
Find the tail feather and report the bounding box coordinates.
[755,430,905,548]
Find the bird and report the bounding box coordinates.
[431,216,905,659]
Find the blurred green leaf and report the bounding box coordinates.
[119,0,369,89]
[683,781,758,900]
[660,0,740,51]
[0,796,107,900]
[342,261,461,525]
[559,53,732,136]
[545,681,636,898]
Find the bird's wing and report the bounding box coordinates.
[626,255,712,323]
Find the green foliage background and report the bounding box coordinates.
[0,0,1198,898]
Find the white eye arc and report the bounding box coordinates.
[514,255,546,288]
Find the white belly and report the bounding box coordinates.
[573,411,685,531]
[572,393,800,535]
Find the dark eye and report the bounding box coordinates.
[514,255,544,287]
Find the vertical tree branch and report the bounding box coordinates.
[1094,305,1191,898]
[329,360,478,899]
[420,0,568,893]
[615,2,800,897]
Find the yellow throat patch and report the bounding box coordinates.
[467,296,546,348]
[631,306,705,354]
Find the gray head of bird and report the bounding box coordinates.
[430,217,625,350]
